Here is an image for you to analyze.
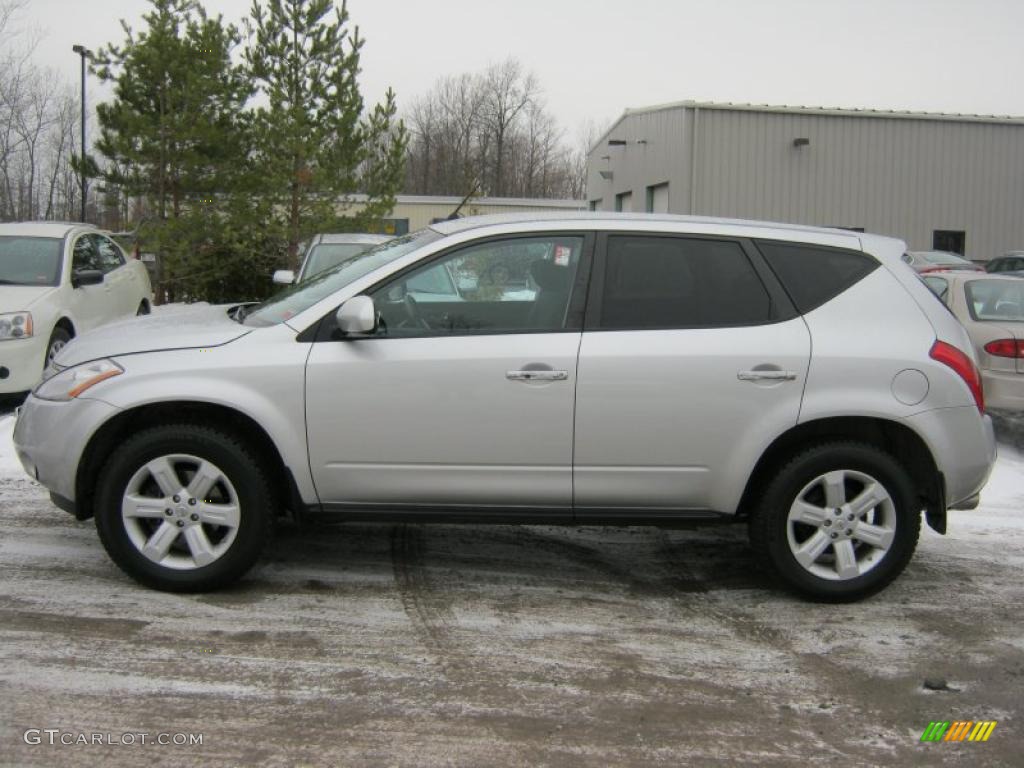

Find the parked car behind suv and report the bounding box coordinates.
[985,252,1024,275]
[272,233,391,285]
[13,214,995,601]
[922,271,1024,409]
[1,222,152,395]
[901,250,984,274]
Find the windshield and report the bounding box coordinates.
[966,279,1024,322]
[243,229,442,327]
[0,236,63,286]
[304,243,379,280]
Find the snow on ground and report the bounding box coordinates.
[2,412,1022,767]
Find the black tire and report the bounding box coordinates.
[136,300,151,315]
[45,326,72,369]
[749,442,921,602]
[94,424,273,592]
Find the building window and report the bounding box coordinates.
[645,183,669,213]
[933,230,966,256]
[615,191,632,213]
[589,199,602,211]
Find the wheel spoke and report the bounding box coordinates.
[823,471,846,508]
[791,500,828,526]
[146,457,181,497]
[848,482,888,518]
[833,539,860,579]
[183,526,217,567]
[123,494,168,519]
[853,522,895,549]
[793,530,831,568]
[142,521,180,561]
[197,502,239,529]
[186,460,222,501]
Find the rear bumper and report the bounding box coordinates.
[981,370,1024,411]
[904,406,996,508]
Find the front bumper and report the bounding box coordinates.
[13,394,120,508]
[0,335,47,394]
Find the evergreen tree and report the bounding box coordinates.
[90,0,264,303]
[246,0,407,269]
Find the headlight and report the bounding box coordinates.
[34,359,124,401]
[0,312,33,340]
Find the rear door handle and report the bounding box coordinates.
[737,370,797,382]
[507,370,568,382]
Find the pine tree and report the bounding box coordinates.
[90,0,261,302]
[245,0,407,269]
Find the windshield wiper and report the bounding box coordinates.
[0,279,21,285]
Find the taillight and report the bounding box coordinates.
[930,340,984,413]
[983,339,1024,358]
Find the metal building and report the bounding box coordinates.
[586,101,1024,261]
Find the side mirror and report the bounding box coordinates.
[72,269,104,288]
[335,295,377,335]
[272,269,295,285]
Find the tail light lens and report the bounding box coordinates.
[983,339,1024,358]
[930,340,984,413]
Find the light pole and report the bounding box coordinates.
[71,44,91,223]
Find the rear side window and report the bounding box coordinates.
[597,235,772,329]
[756,241,878,314]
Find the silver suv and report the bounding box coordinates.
[13,214,996,600]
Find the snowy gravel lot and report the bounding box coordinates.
[1,407,1021,767]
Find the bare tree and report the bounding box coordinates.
[0,0,87,222]
[403,58,582,201]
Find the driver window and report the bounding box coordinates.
[72,235,102,273]
[369,236,583,337]
[94,234,127,273]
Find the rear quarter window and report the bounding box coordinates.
[755,240,878,314]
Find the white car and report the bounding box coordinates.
[0,222,153,394]
[272,233,392,285]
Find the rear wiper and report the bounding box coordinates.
[0,279,20,285]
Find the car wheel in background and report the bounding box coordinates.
[749,442,921,602]
[45,327,72,369]
[94,424,273,592]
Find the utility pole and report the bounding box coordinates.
[71,44,92,223]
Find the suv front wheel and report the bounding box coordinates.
[94,424,273,592]
[749,442,921,602]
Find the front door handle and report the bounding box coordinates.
[737,370,797,382]
[507,370,568,382]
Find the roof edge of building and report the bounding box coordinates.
[590,99,1024,154]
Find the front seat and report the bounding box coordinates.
[527,259,571,329]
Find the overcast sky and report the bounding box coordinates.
[15,0,1024,141]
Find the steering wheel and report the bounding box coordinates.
[403,293,430,330]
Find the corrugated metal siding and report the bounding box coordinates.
[588,105,1024,259]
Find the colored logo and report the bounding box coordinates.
[920,721,997,742]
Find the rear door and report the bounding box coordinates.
[573,233,810,515]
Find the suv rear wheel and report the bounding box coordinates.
[94,424,272,592]
[749,442,921,601]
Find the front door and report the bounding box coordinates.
[305,233,591,511]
